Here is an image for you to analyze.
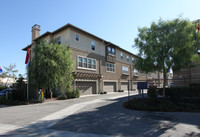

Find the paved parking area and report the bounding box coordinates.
[0,91,200,137]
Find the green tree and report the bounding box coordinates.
[29,40,74,95]
[134,17,200,98]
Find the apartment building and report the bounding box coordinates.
[23,24,157,95]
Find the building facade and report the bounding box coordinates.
[23,24,160,95]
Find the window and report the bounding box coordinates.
[92,60,96,69]
[148,73,151,77]
[78,56,83,67]
[132,57,134,61]
[122,66,129,74]
[121,52,123,60]
[78,56,96,70]
[88,59,92,68]
[91,41,95,50]
[112,48,115,55]
[108,47,111,55]
[133,69,138,76]
[56,36,61,44]
[141,72,146,77]
[107,46,115,56]
[106,62,115,72]
[83,58,87,68]
[76,34,79,41]
[127,55,129,62]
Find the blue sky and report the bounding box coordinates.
[0,0,199,77]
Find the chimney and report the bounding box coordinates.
[32,24,41,42]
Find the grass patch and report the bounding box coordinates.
[124,98,200,112]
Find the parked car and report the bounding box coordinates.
[0,89,16,96]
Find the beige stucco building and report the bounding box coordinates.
[23,24,160,95]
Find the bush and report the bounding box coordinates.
[67,88,80,99]
[118,90,124,92]
[147,87,157,99]
[124,98,200,112]
[0,86,7,91]
[100,91,107,94]
[57,94,68,100]
[158,87,200,98]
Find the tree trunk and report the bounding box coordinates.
[162,70,166,98]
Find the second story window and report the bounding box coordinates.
[133,69,138,76]
[78,56,96,70]
[127,55,129,62]
[56,36,61,44]
[76,34,79,41]
[121,52,123,60]
[91,41,95,50]
[122,66,129,75]
[106,62,115,72]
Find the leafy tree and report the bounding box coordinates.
[29,40,74,95]
[134,17,200,98]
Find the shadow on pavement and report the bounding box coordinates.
[2,94,200,137]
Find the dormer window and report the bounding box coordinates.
[112,48,115,55]
[107,46,115,56]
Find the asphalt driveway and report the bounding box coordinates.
[1,91,200,137]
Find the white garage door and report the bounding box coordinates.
[103,82,116,92]
[132,82,137,90]
[121,82,128,91]
[76,81,96,95]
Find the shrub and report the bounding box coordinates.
[118,90,124,92]
[0,86,7,91]
[57,94,67,100]
[67,88,80,99]
[147,87,157,99]
[100,91,107,94]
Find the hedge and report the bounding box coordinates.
[158,87,200,98]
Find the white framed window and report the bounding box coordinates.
[78,56,83,67]
[132,57,134,61]
[56,36,61,44]
[133,69,138,76]
[83,58,87,68]
[76,34,79,41]
[122,66,129,75]
[127,55,129,62]
[121,52,123,60]
[77,55,96,70]
[106,62,115,72]
[91,41,95,50]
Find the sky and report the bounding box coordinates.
[0,0,199,77]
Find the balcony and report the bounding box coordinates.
[106,54,116,63]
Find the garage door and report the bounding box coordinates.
[76,81,96,95]
[121,82,128,91]
[103,82,116,92]
[132,82,137,90]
